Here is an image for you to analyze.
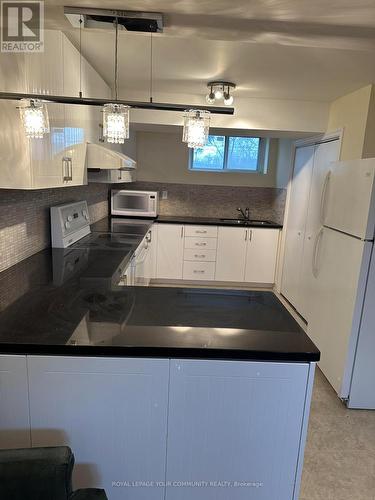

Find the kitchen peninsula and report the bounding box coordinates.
[0,219,318,500]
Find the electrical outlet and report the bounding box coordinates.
[161,190,168,200]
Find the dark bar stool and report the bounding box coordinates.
[0,446,107,500]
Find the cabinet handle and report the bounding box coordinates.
[147,230,152,243]
[193,270,205,274]
[245,230,248,241]
[181,226,184,238]
[62,157,71,182]
[195,230,207,234]
[320,170,331,225]
[312,228,324,278]
[194,254,206,258]
[195,242,206,246]
[98,123,105,143]
[68,158,73,181]
[249,229,253,242]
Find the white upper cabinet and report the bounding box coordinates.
[215,226,247,282]
[245,228,280,283]
[0,30,113,189]
[156,224,184,279]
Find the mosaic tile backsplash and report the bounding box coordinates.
[0,180,286,274]
[0,184,109,273]
[129,181,287,225]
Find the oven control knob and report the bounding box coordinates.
[65,221,71,229]
[67,215,73,222]
[82,210,88,220]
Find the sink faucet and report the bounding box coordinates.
[237,207,250,220]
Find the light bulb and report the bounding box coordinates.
[214,88,223,100]
[206,92,215,104]
[224,93,234,106]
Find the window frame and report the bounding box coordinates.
[189,135,267,174]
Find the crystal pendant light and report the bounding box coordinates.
[103,17,130,144]
[182,110,210,149]
[19,99,50,139]
[103,103,129,143]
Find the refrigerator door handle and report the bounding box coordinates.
[320,170,331,225]
[312,228,324,278]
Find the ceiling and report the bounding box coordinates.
[45,0,375,103]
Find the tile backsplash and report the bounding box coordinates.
[129,181,287,224]
[0,181,286,273]
[0,184,109,273]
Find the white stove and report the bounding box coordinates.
[51,201,91,248]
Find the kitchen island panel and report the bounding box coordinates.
[28,356,170,500]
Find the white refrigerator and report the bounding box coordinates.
[307,158,375,409]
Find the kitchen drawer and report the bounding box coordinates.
[184,225,218,238]
[184,248,217,262]
[183,261,216,280]
[184,237,217,250]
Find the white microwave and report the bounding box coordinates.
[111,190,159,218]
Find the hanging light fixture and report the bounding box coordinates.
[102,17,129,144]
[206,81,236,106]
[182,110,210,149]
[19,98,50,139]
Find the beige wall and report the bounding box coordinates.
[327,84,372,160]
[136,132,293,189]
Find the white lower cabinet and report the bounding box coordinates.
[215,226,280,283]
[27,356,169,500]
[166,359,310,500]
[156,224,184,279]
[0,355,313,500]
[215,226,247,281]
[0,355,30,449]
[245,228,280,283]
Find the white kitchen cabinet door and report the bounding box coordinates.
[26,31,64,94]
[0,356,31,449]
[166,360,310,500]
[156,224,184,279]
[281,145,314,315]
[0,53,26,92]
[244,229,280,283]
[299,140,340,319]
[28,356,169,500]
[215,226,247,281]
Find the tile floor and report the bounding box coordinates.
[300,368,375,500]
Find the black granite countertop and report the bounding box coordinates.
[91,216,282,231]
[0,219,317,362]
[157,215,283,228]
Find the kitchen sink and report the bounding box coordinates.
[219,218,272,225]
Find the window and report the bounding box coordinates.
[190,135,265,173]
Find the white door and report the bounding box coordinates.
[244,229,280,283]
[166,359,309,500]
[324,158,375,239]
[28,356,169,500]
[0,355,31,449]
[281,145,314,313]
[307,228,371,398]
[156,224,184,279]
[215,226,247,281]
[299,140,340,319]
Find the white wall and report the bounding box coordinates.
[136,132,293,188]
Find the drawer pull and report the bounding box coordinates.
[195,242,207,246]
[195,230,207,234]
[194,254,206,258]
[193,270,205,274]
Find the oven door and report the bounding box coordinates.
[111,190,158,217]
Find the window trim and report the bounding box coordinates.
[188,136,267,174]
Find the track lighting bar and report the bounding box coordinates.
[0,92,235,115]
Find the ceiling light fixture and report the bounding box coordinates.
[103,17,129,144]
[182,109,210,149]
[206,81,236,106]
[19,98,50,139]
